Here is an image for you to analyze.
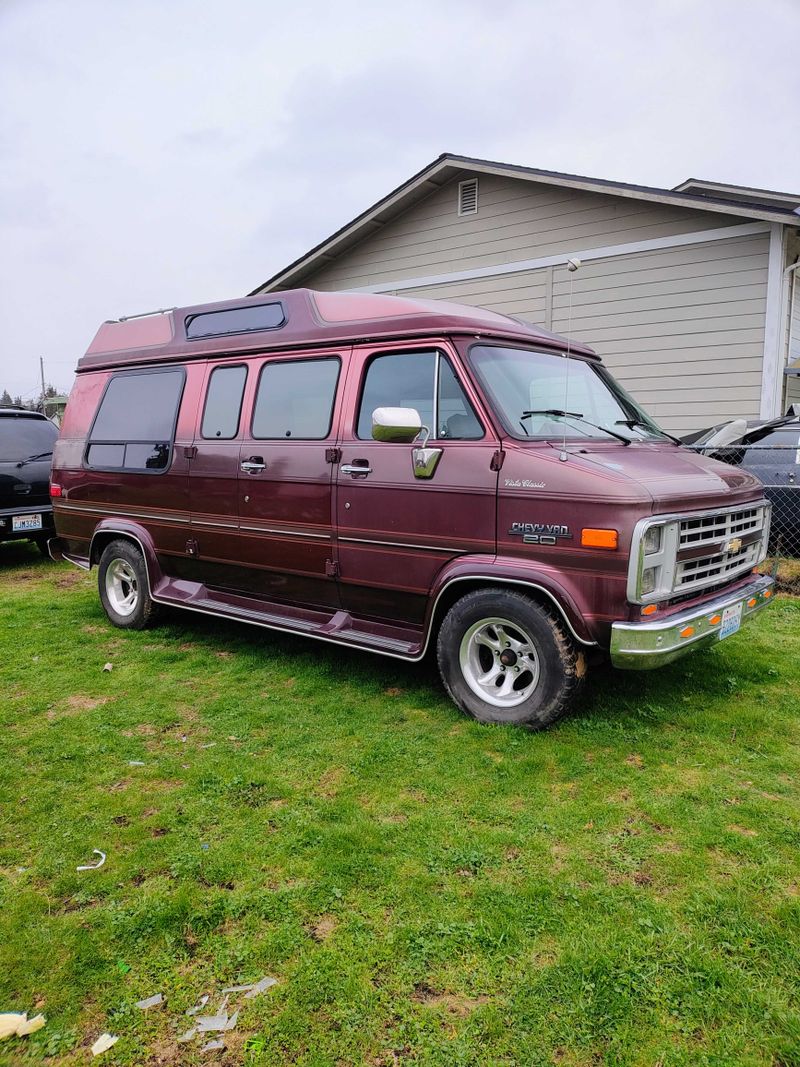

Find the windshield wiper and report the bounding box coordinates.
[16,450,53,467]
[615,418,681,445]
[521,410,631,445]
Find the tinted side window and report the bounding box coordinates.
[357,351,483,440]
[87,368,184,472]
[202,365,247,439]
[252,358,340,439]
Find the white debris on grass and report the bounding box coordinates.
[200,1038,226,1053]
[77,849,106,871]
[102,663,113,672]
[90,1033,119,1056]
[127,760,145,766]
[196,1012,229,1033]
[135,993,164,1010]
[186,994,209,1016]
[177,1027,197,1043]
[245,976,278,999]
[0,1013,46,1040]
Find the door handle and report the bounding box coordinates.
[240,456,266,474]
[340,461,372,477]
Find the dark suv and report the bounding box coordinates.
[0,408,59,554]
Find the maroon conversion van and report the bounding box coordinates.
[50,289,775,728]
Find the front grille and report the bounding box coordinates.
[678,507,762,549]
[675,540,763,593]
[674,505,767,595]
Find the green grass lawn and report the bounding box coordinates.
[1,542,800,1067]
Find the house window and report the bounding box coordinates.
[458,178,479,216]
[86,368,185,472]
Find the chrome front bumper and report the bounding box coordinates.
[610,574,776,669]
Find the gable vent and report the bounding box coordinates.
[458,178,478,216]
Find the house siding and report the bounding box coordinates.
[294,172,779,435]
[392,233,769,435]
[303,173,745,291]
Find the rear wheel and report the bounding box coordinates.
[33,537,51,558]
[436,588,586,729]
[97,539,159,629]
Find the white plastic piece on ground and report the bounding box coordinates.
[16,1015,46,1037]
[221,983,253,994]
[224,1010,239,1031]
[0,1013,46,1040]
[201,1038,226,1053]
[177,1027,197,1043]
[244,976,278,999]
[186,994,209,1016]
[196,1012,228,1033]
[135,993,163,1010]
[77,850,106,872]
[103,663,113,672]
[91,1033,119,1056]
[128,760,145,766]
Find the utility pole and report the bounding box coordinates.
[39,356,46,414]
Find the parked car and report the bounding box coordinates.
[49,290,775,728]
[683,410,800,555]
[0,408,59,554]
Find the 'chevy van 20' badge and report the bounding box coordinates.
[508,522,573,545]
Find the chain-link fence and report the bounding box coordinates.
[685,442,800,569]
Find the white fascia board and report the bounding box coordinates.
[351,221,772,295]
[760,224,789,418]
[458,162,796,224]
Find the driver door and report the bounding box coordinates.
[335,343,499,625]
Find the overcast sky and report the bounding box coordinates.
[1,0,798,399]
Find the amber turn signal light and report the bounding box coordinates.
[641,604,658,616]
[709,614,722,625]
[581,528,618,549]
[679,626,695,639]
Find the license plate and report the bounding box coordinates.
[719,602,743,640]
[12,513,43,532]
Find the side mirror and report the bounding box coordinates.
[371,407,422,443]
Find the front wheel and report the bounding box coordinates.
[97,539,159,630]
[436,589,586,728]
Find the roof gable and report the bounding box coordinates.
[251,153,800,294]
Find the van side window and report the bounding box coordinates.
[86,368,184,472]
[201,365,247,439]
[252,357,340,440]
[356,351,483,440]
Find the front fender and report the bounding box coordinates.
[426,554,599,646]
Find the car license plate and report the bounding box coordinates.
[12,513,43,532]
[719,602,743,640]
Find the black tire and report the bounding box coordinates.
[33,537,51,558]
[97,539,159,630]
[436,588,586,729]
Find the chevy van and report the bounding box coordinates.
[50,289,775,728]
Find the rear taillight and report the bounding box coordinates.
[50,483,63,498]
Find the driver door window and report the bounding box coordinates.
[356,350,482,440]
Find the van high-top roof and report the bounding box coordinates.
[78,288,596,372]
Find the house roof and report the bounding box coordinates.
[250,153,800,295]
[77,288,595,373]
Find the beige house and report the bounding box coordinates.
[251,154,800,435]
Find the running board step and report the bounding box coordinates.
[152,577,422,657]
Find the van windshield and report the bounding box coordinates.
[468,344,665,443]
[0,416,58,464]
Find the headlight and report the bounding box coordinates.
[643,525,662,554]
[640,567,657,595]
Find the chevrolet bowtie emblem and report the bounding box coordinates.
[725,537,743,553]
